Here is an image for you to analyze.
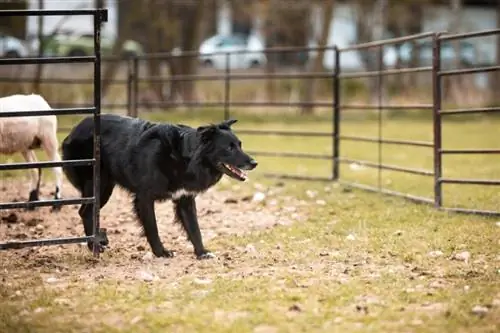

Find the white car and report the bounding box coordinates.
[199,34,267,70]
[0,33,30,58]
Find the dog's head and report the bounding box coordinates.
[197,119,258,181]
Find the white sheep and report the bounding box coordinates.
[0,93,63,210]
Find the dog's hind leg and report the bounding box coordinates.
[133,195,175,258]
[79,177,114,252]
[173,196,214,260]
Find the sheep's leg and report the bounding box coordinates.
[42,133,63,211]
[22,150,40,211]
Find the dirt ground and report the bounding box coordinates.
[0,176,300,282]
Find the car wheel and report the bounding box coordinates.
[5,50,20,58]
[67,49,87,57]
[202,59,213,68]
[249,60,261,68]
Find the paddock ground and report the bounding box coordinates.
[1,113,499,332]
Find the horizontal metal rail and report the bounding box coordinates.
[137,101,335,108]
[0,107,95,118]
[439,106,500,115]
[0,159,94,171]
[247,151,331,160]
[439,178,500,186]
[338,157,434,176]
[0,197,94,210]
[339,66,431,79]
[341,104,433,110]
[0,56,95,65]
[440,149,500,154]
[441,207,500,217]
[0,236,93,250]
[338,31,437,52]
[0,77,128,85]
[439,65,500,76]
[340,135,434,148]
[439,29,500,41]
[142,71,333,83]
[338,180,434,205]
[0,9,105,16]
[261,173,332,182]
[236,129,331,137]
[134,45,336,59]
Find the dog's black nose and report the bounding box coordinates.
[249,159,258,169]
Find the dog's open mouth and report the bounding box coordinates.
[219,163,247,181]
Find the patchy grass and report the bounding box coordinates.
[1,111,499,333]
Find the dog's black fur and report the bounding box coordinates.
[61,114,257,259]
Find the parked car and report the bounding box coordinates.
[0,32,30,58]
[198,33,267,70]
[31,31,144,58]
[397,40,476,67]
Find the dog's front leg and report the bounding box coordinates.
[133,196,175,258]
[174,195,215,260]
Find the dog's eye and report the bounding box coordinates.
[227,143,235,151]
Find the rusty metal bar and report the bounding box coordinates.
[236,129,331,137]
[338,157,434,176]
[432,33,443,208]
[338,180,434,205]
[339,66,432,79]
[0,107,95,118]
[0,77,128,85]
[440,178,500,186]
[0,197,95,210]
[224,52,230,120]
[91,10,103,257]
[441,149,500,154]
[377,45,383,190]
[439,65,500,76]
[142,72,332,82]
[134,45,336,59]
[338,31,436,52]
[246,151,331,160]
[439,106,500,115]
[333,46,340,180]
[0,8,106,16]
[0,159,94,171]
[133,101,334,108]
[340,135,434,148]
[0,56,95,65]
[260,173,332,182]
[440,207,500,217]
[439,28,500,41]
[0,236,92,250]
[341,104,433,110]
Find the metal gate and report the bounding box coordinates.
[0,8,107,255]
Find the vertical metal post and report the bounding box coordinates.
[332,46,340,180]
[432,33,443,208]
[126,57,133,117]
[377,45,383,190]
[92,10,104,257]
[132,56,139,118]
[224,52,230,120]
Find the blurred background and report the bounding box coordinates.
[0,0,498,116]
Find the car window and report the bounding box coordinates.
[218,36,246,47]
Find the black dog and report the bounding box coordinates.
[61,114,257,259]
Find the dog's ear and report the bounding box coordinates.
[218,119,238,130]
[197,124,218,141]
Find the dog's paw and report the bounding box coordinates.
[153,248,176,258]
[197,251,216,260]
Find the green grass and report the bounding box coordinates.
[1,110,499,332]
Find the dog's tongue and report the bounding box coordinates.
[224,163,248,180]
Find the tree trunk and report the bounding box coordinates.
[178,1,205,104]
[32,0,44,93]
[300,0,335,115]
